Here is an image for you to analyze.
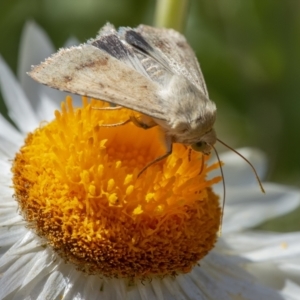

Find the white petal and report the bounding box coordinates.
[225,231,300,261]
[0,232,33,268]
[0,194,15,207]
[17,21,83,113]
[0,159,13,188]
[137,284,157,300]
[136,280,162,300]
[0,56,39,132]
[0,225,25,249]
[108,278,130,299]
[36,93,59,121]
[151,279,166,300]
[37,84,83,112]
[0,236,291,300]
[0,252,43,299]
[109,278,128,300]
[197,252,284,300]
[0,114,24,154]
[64,36,80,48]
[60,267,83,300]
[223,183,300,233]
[17,20,57,109]
[281,280,300,300]
[8,253,58,300]
[162,276,196,299]
[176,275,206,299]
[0,210,23,226]
[210,148,268,194]
[280,260,300,278]
[19,250,55,288]
[82,276,105,300]
[36,270,66,300]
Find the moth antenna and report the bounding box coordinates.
[217,138,265,194]
[211,145,225,236]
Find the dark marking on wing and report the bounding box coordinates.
[64,76,72,83]
[75,58,109,71]
[155,41,170,53]
[176,41,187,49]
[92,34,131,60]
[75,61,93,70]
[124,30,153,54]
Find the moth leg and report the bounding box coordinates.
[98,115,157,128]
[130,115,157,129]
[99,119,131,127]
[199,154,205,175]
[138,135,172,177]
[188,148,192,162]
[92,105,123,110]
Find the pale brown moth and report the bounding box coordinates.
[29,24,216,169]
[28,23,263,194]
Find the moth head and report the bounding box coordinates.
[191,128,216,155]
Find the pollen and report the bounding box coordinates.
[12,97,221,278]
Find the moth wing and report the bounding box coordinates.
[91,23,174,88]
[134,25,209,97]
[29,44,167,120]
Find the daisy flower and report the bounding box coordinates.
[1,21,300,300]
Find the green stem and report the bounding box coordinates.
[154,0,190,32]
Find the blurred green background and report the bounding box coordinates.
[0,0,299,230]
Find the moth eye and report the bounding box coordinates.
[191,141,208,153]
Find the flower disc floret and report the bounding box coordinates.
[13,97,221,278]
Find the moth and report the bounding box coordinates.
[29,23,217,173]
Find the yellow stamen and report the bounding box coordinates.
[12,97,221,278]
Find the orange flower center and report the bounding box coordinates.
[12,97,221,278]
